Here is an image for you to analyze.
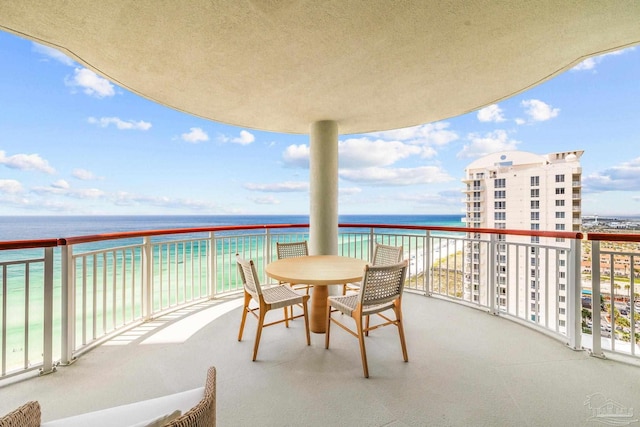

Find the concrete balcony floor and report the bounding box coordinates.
[2,292,640,426]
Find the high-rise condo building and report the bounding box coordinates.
[462,150,583,332]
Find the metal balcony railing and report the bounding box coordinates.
[1,223,639,382]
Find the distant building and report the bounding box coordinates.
[462,150,583,331]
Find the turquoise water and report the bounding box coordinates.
[0,215,463,372]
[0,214,463,241]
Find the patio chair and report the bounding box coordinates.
[236,255,311,361]
[343,243,403,294]
[326,260,409,378]
[276,240,312,294]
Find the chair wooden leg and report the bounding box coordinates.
[365,314,370,336]
[284,307,289,328]
[325,303,332,349]
[355,314,369,378]
[395,302,408,362]
[302,299,311,346]
[238,291,251,341]
[252,303,267,361]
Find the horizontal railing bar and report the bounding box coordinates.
[0,258,45,267]
[588,233,640,242]
[1,224,587,251]
[71,244,144,258]
[59,224,311,245]
[339,224,582,239]
[0,239,58,250]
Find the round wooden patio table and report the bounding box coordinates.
[265,255,367,333]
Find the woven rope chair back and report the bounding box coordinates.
[359,261,407,307]
[276,241,309,259]
[236,256,262,298]
[372,243,403,266]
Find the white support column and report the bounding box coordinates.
[309,120,338,255]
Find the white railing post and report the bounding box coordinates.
[566,237,582,350]
[590,240,604,358]
[40,247,55,375]
[142,237,152,320]
[368,228,375,262]
[263,229,272,283]
[208,231,216,298]
[425,230,432,295]
[265,228,272,262]
[488,234,497,315]
[60,244,76,365]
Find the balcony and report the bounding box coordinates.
[462,185,484,193]
[2,223,640,425]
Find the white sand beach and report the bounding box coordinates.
[407,238,465,276]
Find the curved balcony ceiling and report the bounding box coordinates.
[0,1,639,134]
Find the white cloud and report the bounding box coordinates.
[32,180,104,199]
[521,99,559,122]
[73,188,105,199]
[233,130,255,145]
[217,130,256,145]
[0,150,55,174]
[282,144,310,168]
[573,57,597,71]
[88,117,152,131]
[66,68,115,98]
[369,122,459,146]
[477,104,506,123]
[32,43,75,66]
[282,138,426,169]
[73,169,99,180]
[111,192,221,211]
[339,138,422,168]
[398,189,463,206]
[339,187,362,195]
[583,157,640,192]
[339,166,453,186]
[457,130,520,158]
[244,181,308,192]
[181,127,209,143]
[572,47,634,71]
[420,146,438,159]
[0,179,24,194]
[250,195,280,205]
[52,179,70,189]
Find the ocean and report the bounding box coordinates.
[0,214,464,241]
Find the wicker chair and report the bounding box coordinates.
[166,366,216,427]
[343,243,403,294]
[276,241,312,294]
[326,260,409,378]
[236,255,311,361]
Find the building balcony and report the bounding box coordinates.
[1,223,640,425]
[462,185,484,193]
[462,196,483,203]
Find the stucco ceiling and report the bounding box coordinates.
[0,1,639,134]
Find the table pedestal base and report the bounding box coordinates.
[310,286,329,333]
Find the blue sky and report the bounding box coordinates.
[0,31,639,216]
